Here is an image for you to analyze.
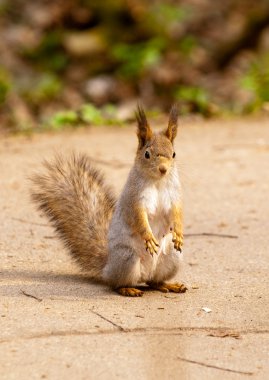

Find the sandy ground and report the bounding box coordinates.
[0,117,269,380]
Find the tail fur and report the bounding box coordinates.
[30,153,116,281]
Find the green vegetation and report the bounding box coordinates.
[175,86,209,114]
[112,38,165,78]
[45,103,122,131]
[23,32,68,73]
[241,53,269,112]
[0,67,11,104]
[47,110,79,130]
[22,73,62,106]
[1,0,269,132]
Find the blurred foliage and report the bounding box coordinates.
[23,32,69,72]
[175,86,209,114]
[22,73,62,106]
[46,103,122,130]
[0,67,11,104]
[112,38,165,78]
[48,110,79,129]
[1,0,269,132]
[80,103,103,124]
[143,3,189,36]
[241,53,269,112]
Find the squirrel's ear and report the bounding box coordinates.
[136,105,153,149]
[164,104,179,143]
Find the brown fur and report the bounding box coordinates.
[125,204,159,255]
[30,105,184,296]
[136,105,153,149]
[134,104,178,180]
[171,204,184,250]
[31,154,115,281]
[117,103,182,261]
[165,103,179,142]
[135,134,175,180]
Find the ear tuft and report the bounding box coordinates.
[165,103,179,142]
[136,105,153,149]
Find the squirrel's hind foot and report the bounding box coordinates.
[148,282,187,293]
[116,287,144,297]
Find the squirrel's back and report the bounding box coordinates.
[31,154,116,280]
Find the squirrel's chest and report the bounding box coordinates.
[140,184,177,217]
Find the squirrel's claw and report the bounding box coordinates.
[172,231,183,252]
[145,237,159,256]
[148,282,187,293]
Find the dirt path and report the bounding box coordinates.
[0,118,269,379]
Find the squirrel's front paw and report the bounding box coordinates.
[172,231,183,252]
[144,235,159,256]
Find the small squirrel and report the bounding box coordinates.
[31,105,187,297]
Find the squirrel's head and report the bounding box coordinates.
[135,104,178,180]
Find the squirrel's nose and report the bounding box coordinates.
[159,164,167,175]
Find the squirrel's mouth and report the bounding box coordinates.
[157,171,169,180]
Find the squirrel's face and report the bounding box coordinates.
[135,104,178,180]
[137,134,175,179]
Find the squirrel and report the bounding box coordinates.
[31,105,187,297]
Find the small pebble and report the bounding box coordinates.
[202,307,212,313]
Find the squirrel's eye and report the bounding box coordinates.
[173,152,176,158]
[145,151,150,159]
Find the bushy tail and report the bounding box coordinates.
[30,154,116,281]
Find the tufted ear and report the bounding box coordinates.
[164,104,179,143]
[136,105,153,149]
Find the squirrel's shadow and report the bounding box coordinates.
[0,269,153,300]
[0,269,110,300]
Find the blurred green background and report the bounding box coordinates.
[1,0,269,131]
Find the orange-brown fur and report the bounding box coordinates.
[31,154,115,281]
[171,204,184,251]
[103,105,186,295]
[30,105,187,296]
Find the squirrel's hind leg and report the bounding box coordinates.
[103,245,143,296]
[147,240,187,293]
[116,287,143,297]
[147,282,187,293]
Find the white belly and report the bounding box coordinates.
[137,178,180,282]
[139,232,181,283]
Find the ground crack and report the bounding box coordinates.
[90,309,125,331]
[177,356,254,376]
[1,326,269,344]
